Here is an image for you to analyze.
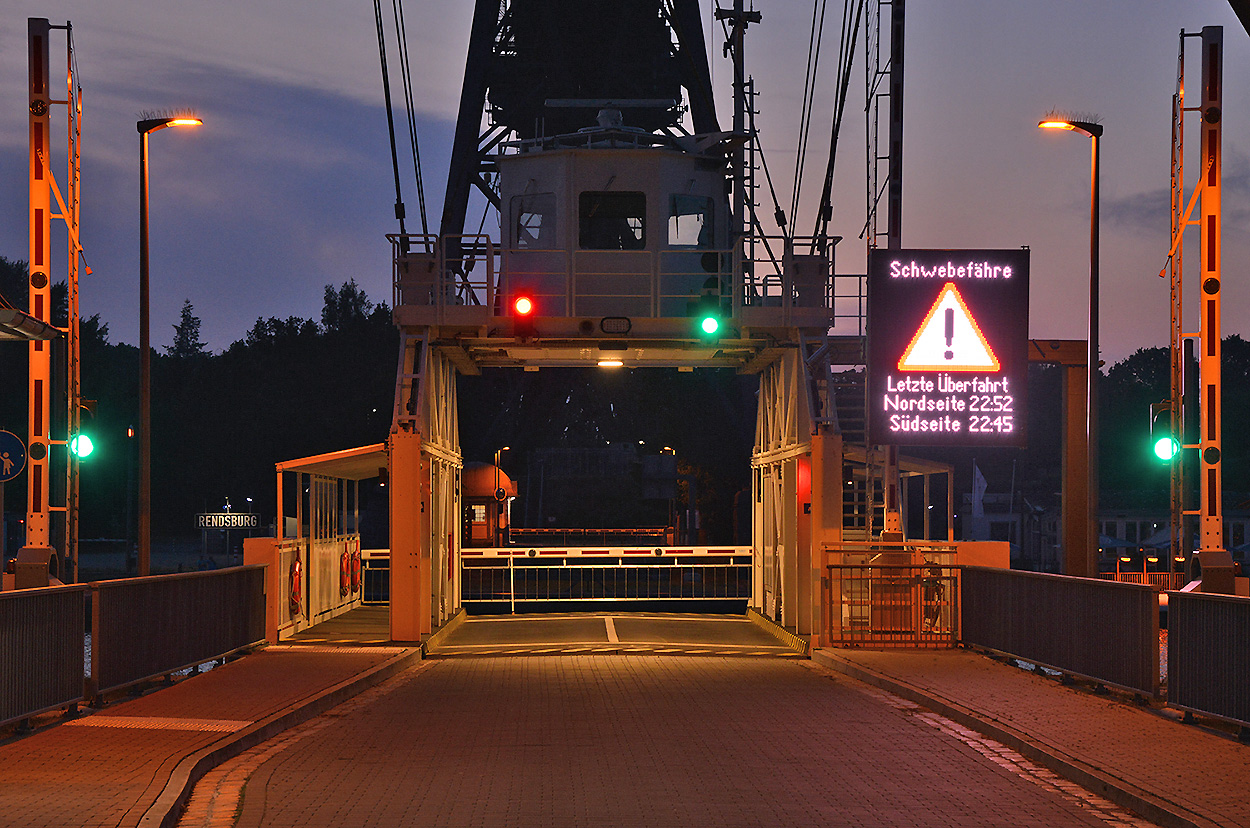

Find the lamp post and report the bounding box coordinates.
[138,116,201,577]
[1039,116,1101,577]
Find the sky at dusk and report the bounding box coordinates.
[2,1,1248,365]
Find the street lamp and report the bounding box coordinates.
[1039,115,1102,578]
[138,115,201,577]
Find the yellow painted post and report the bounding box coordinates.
[808,429,843,647]
[26,19,54,560]
[1198,26,1224,558]
[243,537,281,643]
[389,431,431,641]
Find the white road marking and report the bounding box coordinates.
[605,616,619,642]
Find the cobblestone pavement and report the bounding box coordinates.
[816,648,1250,828]
[188,655,1156,828]
[0,645,416,828]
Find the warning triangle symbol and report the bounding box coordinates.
[898,283,1001,372]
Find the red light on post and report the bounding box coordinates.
[513,295,536,340]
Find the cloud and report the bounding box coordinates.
[1104,189,1169,236]
[1104,147,1250,239]
[0,55,455,351]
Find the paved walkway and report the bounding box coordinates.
[1,611,1246,827]
[0,641,419,828]
[813,648,1250,828]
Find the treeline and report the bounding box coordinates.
[2,256,397,539]
[5,253,1250,545]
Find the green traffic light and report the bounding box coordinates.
[70,434,94,459]
[1153,435,1180,461]
[700,316,719,335]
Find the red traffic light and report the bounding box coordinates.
[513,296,534,316]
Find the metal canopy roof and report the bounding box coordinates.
[275,443,387,480]
[0,308,61,341]
[423,332,861,374]
[445,337,776,371]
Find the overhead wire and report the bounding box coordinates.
[372,0,408,238]
[391,0,430,237]
[811,0,865,249]
[789,0,830,241]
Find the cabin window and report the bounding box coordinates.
[579,191,645,249]
[513,194,557,248]
[668,195,714,248]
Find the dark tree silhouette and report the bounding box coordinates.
[166,300,207,358]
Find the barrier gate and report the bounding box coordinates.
[461,546,753,612]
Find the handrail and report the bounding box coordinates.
[961,566,1159,697]
[89,566,266,700]
[0,584,87,727]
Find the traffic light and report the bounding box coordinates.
[512,294,536,340]
[69,434,94,459]
[71,399,97,459]
[1149,401,1179,461]
[690,277,724,340]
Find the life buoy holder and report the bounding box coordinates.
[288,554,302,619]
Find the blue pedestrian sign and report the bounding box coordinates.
[0,431,26,483]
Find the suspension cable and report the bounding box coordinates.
[373,0,408,237]
[811,0,864,249]
[789,0,830,240]
[392,0,429,236]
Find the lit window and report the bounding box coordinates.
[471,504,486,523]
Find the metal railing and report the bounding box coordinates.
[89,566,266,699]
[389,231,849,326]
[961,567,1159,696]
[507,527,669,547]
[0,584,87,727]
[825,564,960,647]
[361,550,390,605]
[462,557,751,612]
[390,234,499,318]
[1098,572,1187,591]
[1167,591,1250,727]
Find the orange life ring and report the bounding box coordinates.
[288,554,302,618]
[351,542,362,593]
[339,544,350,598]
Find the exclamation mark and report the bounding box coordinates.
[943,308,954,361]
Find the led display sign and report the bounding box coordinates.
[867,248,1029,447]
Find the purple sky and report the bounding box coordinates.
[2,1,1247,365]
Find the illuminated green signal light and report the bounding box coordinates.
[1153,435,1180,461]
[700,316,719,335]
[70,434,94,459]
